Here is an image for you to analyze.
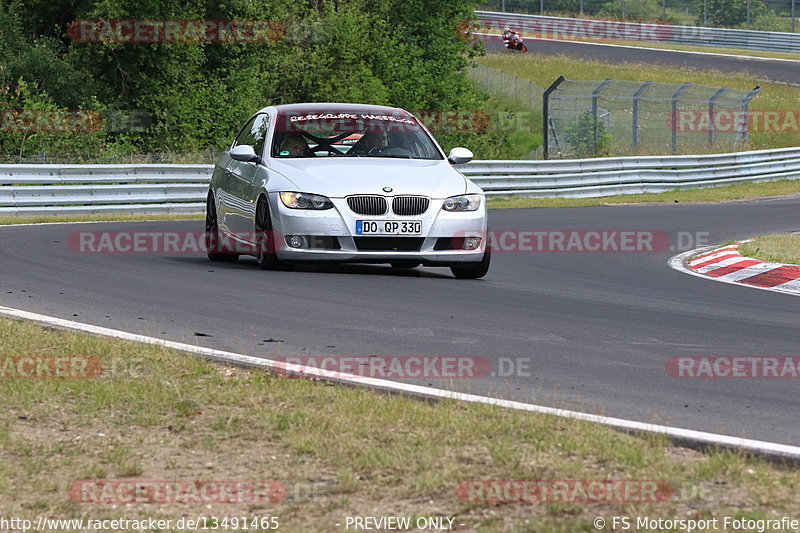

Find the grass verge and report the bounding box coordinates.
[478,51,800,155]
[1,317,800,531]
[0,213,202,226]
[739,234,800,264]
[486,178,800,208]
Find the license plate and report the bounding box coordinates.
[356,220,422,235]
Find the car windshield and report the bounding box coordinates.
[271,110,443,160]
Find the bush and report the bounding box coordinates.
[692,0,766,27]
[563,111,612,158]
[599,0,662,21]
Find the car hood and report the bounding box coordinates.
[268,158,467,198]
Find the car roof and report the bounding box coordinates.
[257,103,411,115]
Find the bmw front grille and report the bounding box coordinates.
[391,196,430,216]
[347,195,388,216]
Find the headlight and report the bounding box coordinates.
[442,194,482,212]
[279,192,333,210]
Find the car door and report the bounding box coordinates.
[224,113,269,239]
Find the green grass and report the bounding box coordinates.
[486,178,800,208]
[0,213,202,226]
[478,52,800,155]
[740,234,800,264]
[1,317,800,531]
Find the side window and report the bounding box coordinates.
[232,114,269,156]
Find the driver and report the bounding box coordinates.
[277,133,307,157]
[354,130,388,154]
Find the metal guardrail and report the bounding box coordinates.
[459,146,800,197]
[477,10,800,53]
[0,164,210,216]
[2,146,800,215]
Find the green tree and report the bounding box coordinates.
[2,0,485,157]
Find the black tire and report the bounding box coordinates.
[254,196,284,270]
[205,193,239,262]
[450,246,491,279]
[390,261,420,269]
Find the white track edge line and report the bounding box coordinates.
[1,304,799,459]
[475,32,800,63]
[670,246,800,297]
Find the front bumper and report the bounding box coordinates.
[269,194,487,264]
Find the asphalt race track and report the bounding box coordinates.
[3,198,800,446]
[481,35,800,84]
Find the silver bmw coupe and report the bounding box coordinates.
[206,103,490,278]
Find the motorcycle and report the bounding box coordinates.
[503,33,528,52]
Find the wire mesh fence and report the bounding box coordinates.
[544,77,760,158]
[477,0,799,31]
[467,64,546,111]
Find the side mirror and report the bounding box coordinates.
[447,147,473,165]
[230,145,261,164]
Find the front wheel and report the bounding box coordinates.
[254,197,284,270]
[450,247,491,279]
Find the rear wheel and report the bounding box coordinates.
[450,246,491,279]
[254,196,284,270]
[205,194,238,262]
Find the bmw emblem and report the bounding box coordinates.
[382,186,393,193]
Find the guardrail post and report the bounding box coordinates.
[671,83,692,153]
[592,79,613,157]
[632,81,653,149]
[543,75,566,160]
[739,85,761,143]
[707,86,728,147]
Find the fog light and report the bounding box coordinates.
[463,237,481,250]
[286,235,308,248]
